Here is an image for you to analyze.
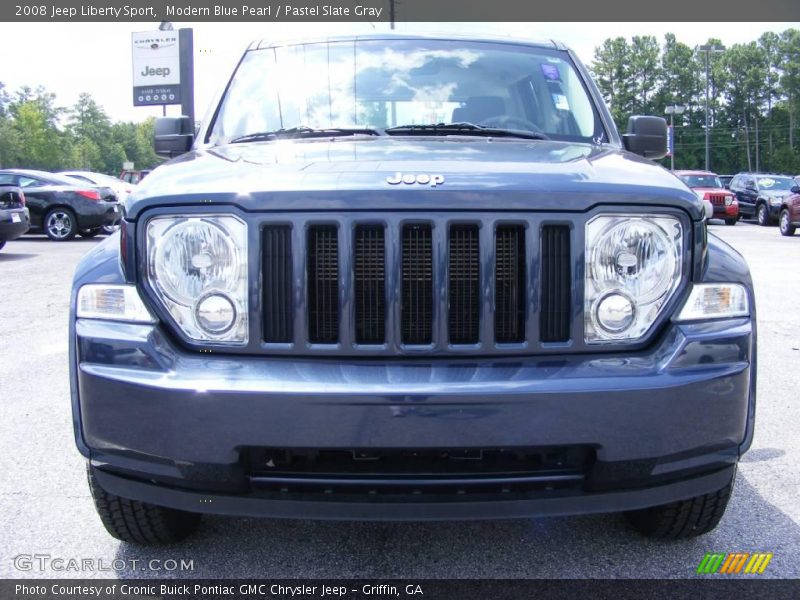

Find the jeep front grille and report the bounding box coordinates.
[354,224,386,344]
[260,215,573,354]
[448,224,480,344]
[401,224,433,345]
[307,225,339,344]
[262,225,293,343]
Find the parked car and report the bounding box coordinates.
[119,169,151,185]
[0,169,121,240]
[718,174,733,189]
[72,34,755,545]
[729,173,797,226]
[777,179,800,236]
[0,185,30,251]
[60,170,136,234]
[675,170,738,225]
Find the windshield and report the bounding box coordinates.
[680,174,722,189]
[757,176,794,191]
[209,39,605,145]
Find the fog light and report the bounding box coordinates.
[195,293,236,333]
[594,292,635,333]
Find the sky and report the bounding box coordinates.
[0,21,798,123]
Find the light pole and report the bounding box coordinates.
[697,44,725,171]
[664,104,686,170]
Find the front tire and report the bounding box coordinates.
[44,208,77,241]
[757,203,771,227]
[624,473,734,539]
[87,465,202,545]
[725,218,737,226]
[780,209,795,237]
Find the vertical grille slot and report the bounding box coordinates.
[449,224,480,344]
[262,225,293,343]
[495,225,526,343]
[354,225,386,344]
[540,225,571,343]
[307,225,339,344]
[401,224,433,344]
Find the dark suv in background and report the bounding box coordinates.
[0,185,30,251]
[729,173,797,226]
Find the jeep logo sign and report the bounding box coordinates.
[140,66,171,78]
[386,173,446,187]
[132,30,180,88]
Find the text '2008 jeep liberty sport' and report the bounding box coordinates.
[70,35,756,544]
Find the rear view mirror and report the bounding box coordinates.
[622,116,668,160]
[154,116,193,158]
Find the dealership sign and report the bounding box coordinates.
[132,30,181,106]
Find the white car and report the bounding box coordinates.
[60,170,136,208]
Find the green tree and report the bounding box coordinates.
[629,36,661,114]
[591,37,635,127]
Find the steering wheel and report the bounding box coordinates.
[479,115,546,135]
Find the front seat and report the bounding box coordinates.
[451,96,506,124]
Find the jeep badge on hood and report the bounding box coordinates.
[386,172,445,187]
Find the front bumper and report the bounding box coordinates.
[73,315,753,519]
[713,203,739,219]
[77,202,122,229]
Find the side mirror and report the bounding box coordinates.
[791,185,800,195]
[154,116,194,158]
[622,116,668,160]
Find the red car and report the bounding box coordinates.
[778,179,800,236]
[675,170,739,225]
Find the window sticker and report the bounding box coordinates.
[552,93,569,110]
[541,63,561,81]
[757,178,775,188]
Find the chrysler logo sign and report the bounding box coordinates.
[386,172,445,187]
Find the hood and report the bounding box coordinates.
[761,189,792,199]
[128,137,703,219]
[691,187,732,195]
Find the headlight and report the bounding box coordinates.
[147,215,248,344]
[768,196,781,206]
[585,215,683,342]
[724,195,733,206]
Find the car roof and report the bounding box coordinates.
[674,170,718,176]
[252,32,564,51]
[0,168,54,178]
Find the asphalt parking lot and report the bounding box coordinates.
[1,220,798,580]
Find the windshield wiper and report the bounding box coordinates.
[230,126,382,144]
[384,122,550,140]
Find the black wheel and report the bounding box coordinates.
[0,241,5,251]
[44,208,78,241]
[87,465,201,545]
[756,203,770,226]
[624,473,734,539]
[79,228,103,238]
[724,218,737,226]
[780,209,795,236]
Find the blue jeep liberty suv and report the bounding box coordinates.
[70,34,756,544]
